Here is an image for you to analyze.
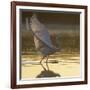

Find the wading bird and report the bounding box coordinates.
[26,14,59,64]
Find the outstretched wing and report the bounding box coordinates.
[30,14,54,50]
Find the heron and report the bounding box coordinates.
[26,14,59,64]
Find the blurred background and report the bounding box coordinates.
[20,10,80,54]
[20,10,80,79]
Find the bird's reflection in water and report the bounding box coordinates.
[36,62,61,78]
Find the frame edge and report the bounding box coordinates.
[11,1,17,89]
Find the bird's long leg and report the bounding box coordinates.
[40,56,46,64]
[46,55,49,63]
[40,63,47,71]
[46,55,49,70]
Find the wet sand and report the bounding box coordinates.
[21,52,80,79]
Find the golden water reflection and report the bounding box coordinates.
[21,52,80,79]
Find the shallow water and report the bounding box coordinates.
[21,52,80,79]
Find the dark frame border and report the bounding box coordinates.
[11,1,88,89]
